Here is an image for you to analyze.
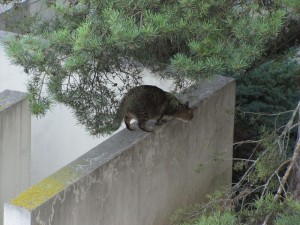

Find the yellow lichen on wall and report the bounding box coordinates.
[10,167,79,210]
[0,105,6,111]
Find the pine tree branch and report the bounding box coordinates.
[233,158,256,163]
[261,159,291,199]
[262,113,300,225]
[236,108,294,117]
[233,140,260,145]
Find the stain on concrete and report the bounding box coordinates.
[10,167,79,210]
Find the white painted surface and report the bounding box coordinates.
[3,204,31,225]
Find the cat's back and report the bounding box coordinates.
[123,85,168,114]
[125,85,166,100]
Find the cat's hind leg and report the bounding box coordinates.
[138,118,154,132]
[155,114,165,125]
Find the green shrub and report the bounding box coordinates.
[235,51,300,138]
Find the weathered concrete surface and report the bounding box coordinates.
[0,0,56,33]
[4,75,235,225]
[0,90,31,225]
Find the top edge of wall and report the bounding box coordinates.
[0,89,27,112]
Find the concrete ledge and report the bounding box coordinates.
[4,75,235,225]
[0,90,27,111]
[0,90,30,225]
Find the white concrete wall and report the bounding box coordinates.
[4,76,235,225]
[0,90,30,225]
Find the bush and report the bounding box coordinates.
[235,51,300,139]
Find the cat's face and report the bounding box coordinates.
[174,102,197,122]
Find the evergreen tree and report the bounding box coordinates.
[235,52,300,140]
[2,0,300,135]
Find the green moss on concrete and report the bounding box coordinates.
[0,105,6,111]
[10,167,79,210]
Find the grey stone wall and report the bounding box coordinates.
[0,0,58,33]
[0,90,31,225]
[0,2,29,33]
[4,75,235,225]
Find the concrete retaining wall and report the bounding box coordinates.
[4,75,235,225]
[0,90,31,225]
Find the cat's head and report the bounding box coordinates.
[174,101,197,122]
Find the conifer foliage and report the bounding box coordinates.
[3,0,300,135]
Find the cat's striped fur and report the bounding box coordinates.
[113,85,196,132]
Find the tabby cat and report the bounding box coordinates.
[112,85,197,132]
